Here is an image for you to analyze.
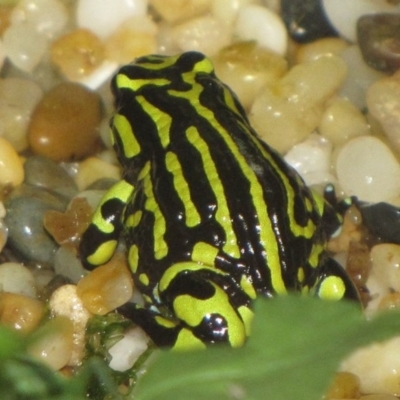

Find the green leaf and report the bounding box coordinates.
[133,295,400,400]
[0,326,25,359]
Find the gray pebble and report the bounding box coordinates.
[54,246,87,284]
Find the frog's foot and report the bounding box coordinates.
[313,257,360,302]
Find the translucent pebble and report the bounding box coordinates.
[211,0,259,27]
[212,41,288,109]
[54,246,87,284]
[0,6,12,36]
[109,327,149,372]
[50,28,105,81]
[335,136,400,203]
[0,137,24,186]
[366,72,400,157]
[0,78,43,152]
[28,316,74,370]
[284,133,333,187]
[170,15,231,56]
[77,0,147,39]
[151,0,211,23]
[0,219,8,253]
[0,262,36,297]
[339,45,385,110]
[0,292,44,333]
[104,16,157,64]
[3,22,47,72]
[322,0,399,42]
[234,4,287,55]
[11,0,68,38]
[49,284,92,366]
[360,396,400,400]
[77,255,134,315]
[77,60,119,91]
[296,37,349,64]
[340,336,400,395]
[324,372,360,400]
[318,97,370,145]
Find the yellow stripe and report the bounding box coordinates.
[137,95,172,148]
[165,151,201,227]
[116,74,170,92]
[192,242,219,266]
[112,113,141,158]
[128,244,139,273]
[185,126,240,259]
[125,210,142,228]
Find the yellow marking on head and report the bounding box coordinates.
[116,74,170,92]
[173,328,207,351]
[240,275,257,300]
[135,54,180,70]
[165,151,201,227]
[297,267,305,283]
[139,273,150,286]
[87,240,118,265]
[128,244,139,273]
[92,180,135,234]
[155,315,179,329]
[185,126,240,259]
[125,210,142,228]
[318,276,346,301]
[173,285,246,347]
[191,242,218,265]
[191,56,214,74]
[237,305,254,337]
[112,113,141,158]
[308,243,324,269]
[137,95,172,148]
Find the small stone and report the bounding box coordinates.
[150,0,211,23]
[0,137,24,186]
[0,219,7,253]
[234,4,287,55]
[53,246,87,284]
[0,6,12,36]
[296,37,349,64]
[77,254,134,315]
[324,372,360,400]
[50,29,105,81]
[211,0,259,27]
[357,13,400,74]
[28,82,102,162]
[359,395,400,400]
[370,244,400,293]
[281,0,337,43]
[0,292,44,333]
[336,136,400,203]
[212,41,288,109]
[0,262,36,297]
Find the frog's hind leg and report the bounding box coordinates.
[313,257,360,302]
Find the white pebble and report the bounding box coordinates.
[0,262,36,297]
[322,0,399,42]
[234,4,287,55]
[77,0,147,39]
[77,60,119,91]
[211,0,260,27]
[11,0,68,38]
[3,22,48,72]
[284,133,334,187]
[335,136,400,203]
[170,15,231,56]
[109,327,149,372]
[339,46,385,110]
[0,137,25,186]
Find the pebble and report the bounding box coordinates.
[49,284,92,366]
[170,15,231,56]
[150,0,211,23]
[0,292,44,333]
[10,0,68,38]
[234,4,288,55]
[249,55,347,153]
[281,0,337,43]
[0,78,43,152]
[0,219,7,253]
[339,45,385,110]
[0,137,24,186]
[104,15,158,65]
[24,155,78,199]
[0,262,36,297]
[76,255,134,315]
[28,82,102,162]
[322,0,399,42]
[359,396,400,400]
[4,184,68,263]
[359,202,400,244]
[296,37,349,64]
[335,136,400,203]
[27,316,74,370]
[324,371,360,400]
[3,21,48,72]
[50,29,105,81]
[284,133,334,187]
[53,246,87,284]
[357,13,400,74]
[108,326,149,372]
[76,0,147,39]
[211,0,259,27]
[366,72,400,157]
[212,41,288,110]
[0,6,12,36]
[318,97,370,145]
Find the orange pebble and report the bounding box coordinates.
[77,255,134,315]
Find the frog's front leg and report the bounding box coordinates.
[80,179,135,269]
[313,257,360,302]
